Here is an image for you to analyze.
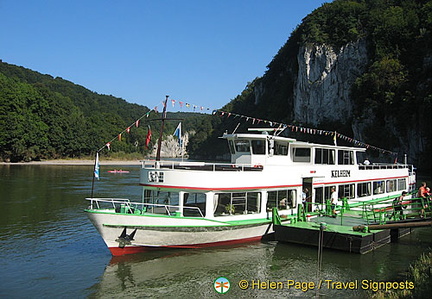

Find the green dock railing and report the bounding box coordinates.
[272,192,430,226]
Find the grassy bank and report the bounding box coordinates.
[371,250,432,298]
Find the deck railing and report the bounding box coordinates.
[141,160,264,172]
[358,163,415,173]
[85,197,204,217]
[295,193,430,225]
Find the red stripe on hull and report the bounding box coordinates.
[109,236,263,256]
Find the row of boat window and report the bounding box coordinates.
[142,177,408,217]
[229,139,355,165]
[314,178,407,204]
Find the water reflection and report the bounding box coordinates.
[89,228,432,299]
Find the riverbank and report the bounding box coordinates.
[371,250,432,298]
[0,159,143,166]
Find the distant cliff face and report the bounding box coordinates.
[290,39,428,164]
[220,1,431,170]
[293,39,368,125]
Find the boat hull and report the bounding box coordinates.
[86,211,273,256]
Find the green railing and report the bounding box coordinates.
[277,192,430,226]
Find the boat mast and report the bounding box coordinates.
[156,95,169,161]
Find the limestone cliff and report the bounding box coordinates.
[213,0,431,170]
[293,40,368,125]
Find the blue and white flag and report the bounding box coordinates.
[94,152,100,180]
[173,122,182,147]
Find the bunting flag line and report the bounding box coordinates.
[94,96,216,154]
[96,108,155,153]
[214,110,397,156]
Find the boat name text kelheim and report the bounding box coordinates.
[331,170,351,178]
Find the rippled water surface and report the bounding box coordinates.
[0,165,431,298]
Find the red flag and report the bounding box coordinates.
[135,120,140,127]
[145,126,152,149]
[118,134,122,141]
[126,127,131,133]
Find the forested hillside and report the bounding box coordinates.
[1,0,431,171]
[0,62,213,162]
[193,0,432,171]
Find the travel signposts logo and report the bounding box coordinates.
[214,277,231,294]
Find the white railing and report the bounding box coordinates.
[141,160,263,172]
[85,197,204,217]
[358,163,413,170]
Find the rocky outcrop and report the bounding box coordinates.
[293,39,368,126]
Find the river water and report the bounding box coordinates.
[0,165,431,298]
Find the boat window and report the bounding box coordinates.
[246,192,261,213]
[293,148,311,162]
[274,141,288,155]
[234,140,250,153]
[251,140,265,155]
[314,148,335,164]
[373,181,385,195]
[315,187,324,204]
[398,178,407,191]
[213,192,261,216]
[143,190,179,214]
[386,179,397,193]
[183,192,206,217]
[357,182,371,197]
[314,186,335,206]
[228,140,235,154]
[267,189,297,210]
[338,150,354,165]
[324,186,333,202]
[339,184,355,199]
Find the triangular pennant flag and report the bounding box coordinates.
[145,126,152,149]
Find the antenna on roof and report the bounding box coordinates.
[275,124,286,136]
[232,123,241,134]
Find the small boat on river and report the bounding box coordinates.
[107,170,130,174]
[85,127,416,256]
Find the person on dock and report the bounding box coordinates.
[391,191,407,220]
[330,187,338,218]
[417,182,429,218]
[302,188,309,211]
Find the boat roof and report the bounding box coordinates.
[222,129,366,152]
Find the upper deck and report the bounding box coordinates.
[139,129,415,191]
[222,128,366,166]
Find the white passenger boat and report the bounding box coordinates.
[85,128,416,256]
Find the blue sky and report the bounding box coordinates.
[1,1,326,112]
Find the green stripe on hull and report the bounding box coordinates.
[103,222,272,232]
